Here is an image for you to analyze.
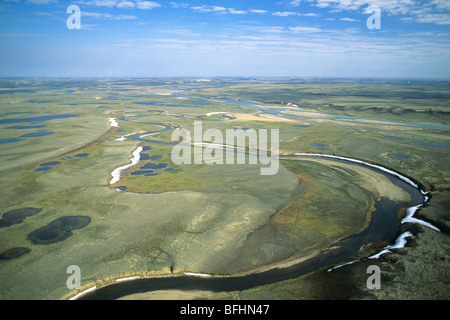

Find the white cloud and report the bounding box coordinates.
[430,0,450,11]
[113,14,136,19]
[289,26,322,32]
[81,11,105,18]
[136,1,161,10]
[82,11,136,19]
[75,0,118,7]
[340,17,359,21]
[416,13,450,25]
[191,5,227,13]
[74,0,161,10]
[116,1,135,9]
[229,8,247,15]
[289,0,302,7]
[312,0,450,25]
[256,26,286,33]
[249,9,268,14]
[272,11,300,16]
[169,2,190,9]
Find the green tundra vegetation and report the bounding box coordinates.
[0,78,448,300]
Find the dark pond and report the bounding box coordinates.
[140,153,151,160]
[0,207,42,228]
[0,114,77,125]
[413,141,450,150]
[0,138,26,144]
[140,163,168,170]
[388,153,413,160]
[40,161,61,166]
[74,153,90,158]
[34,167,53,172]
[0,247,31,260]
[6,125,47,129]
[383,135,405,141]
[28,216,91,245]
[131,170,152,176]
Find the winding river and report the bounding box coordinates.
[77,91,440,300]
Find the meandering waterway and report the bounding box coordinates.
[80,150,433,299]
[78,92,441,299]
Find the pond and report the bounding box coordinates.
[28,216,91,245]
[388,153,413,160]
[0,138,26,144]
[0,114,77,125]
[0,207,42,228]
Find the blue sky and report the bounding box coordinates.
[0,0,449,78]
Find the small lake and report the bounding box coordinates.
[28,215,91,245]
[0,114,77,124]
[74,153,90,158]
[0,138,26,144]
[0,207,42,228]
[6,125,47,129]
[310,143,329,151]
[388,153,413,160]
[40,161,61,166]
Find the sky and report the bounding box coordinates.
[0,0,449,78]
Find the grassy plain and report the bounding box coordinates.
[0,78,448,300]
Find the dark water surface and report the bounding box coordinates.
[0,114,77,124]
[0,207,42,228]
[28,216,91,245]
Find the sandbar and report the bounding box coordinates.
[110,146,143,184]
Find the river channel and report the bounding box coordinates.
[76,92,436,300]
